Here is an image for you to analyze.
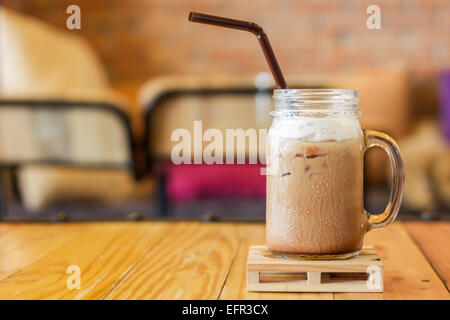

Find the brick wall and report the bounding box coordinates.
[2,0,449,85]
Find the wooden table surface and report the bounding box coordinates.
[0,221,448,300]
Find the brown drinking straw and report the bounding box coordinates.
[188,12,288,89]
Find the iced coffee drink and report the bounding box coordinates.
[187,13,404,259]
[266,89,404,259]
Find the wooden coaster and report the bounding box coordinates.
[247,245,383,293]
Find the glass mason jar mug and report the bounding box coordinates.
[266,89,404,259]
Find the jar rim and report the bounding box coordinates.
[273,88,358,100]
[270,110,362,118]
[273,88,359,113]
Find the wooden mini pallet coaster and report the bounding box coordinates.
[247,245,383,292]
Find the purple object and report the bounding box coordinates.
[438,71,450,142]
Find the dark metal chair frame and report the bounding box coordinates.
[143,86,274,216]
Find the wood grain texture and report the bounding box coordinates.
[0,222,169,299]
[404,221,450,291]
[104,222,240,300]
[335,223,449,300]
[218,224,333,300]
[0,223,86,282]
[0,221,448,300]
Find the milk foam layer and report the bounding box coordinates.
[268,117,362,142]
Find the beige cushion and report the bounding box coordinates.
[18,166,136,212]
[0,6,108,94]
[0,7,135,211]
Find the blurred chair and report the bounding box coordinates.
[139,74,319,219]
[0,7,145,218]
[0,97,138,213]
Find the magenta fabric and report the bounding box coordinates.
[438,70,450,142]
[166,163,266,201]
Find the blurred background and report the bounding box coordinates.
[0,0,448,222]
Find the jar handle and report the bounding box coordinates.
[364,130,405,231]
